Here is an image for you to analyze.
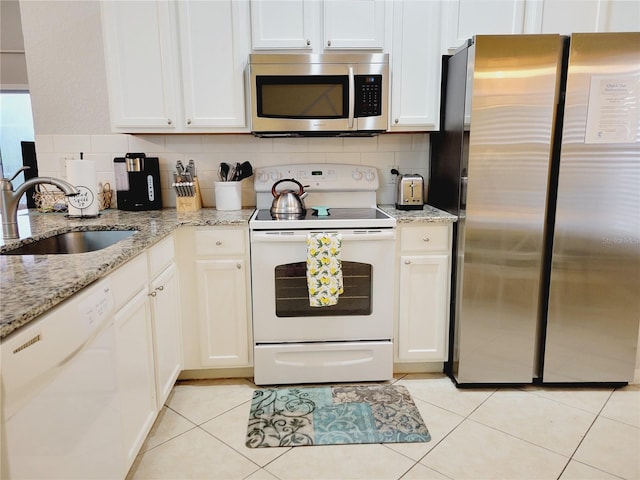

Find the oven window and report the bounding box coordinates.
[274,261,372,317]
[257,75,348,119]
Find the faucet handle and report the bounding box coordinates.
[6,166,31,183]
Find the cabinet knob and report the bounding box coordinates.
[167,119,173,125]
[306,39,311,46]
[156,285,164,292]
[187,118,192,125]
[148,291,157,297]
[216,241,222,246]
[236,263,242,269]
[327,40,331,47]
[423,237,430,242]
[394,118,399,124]
[404,260,411,265]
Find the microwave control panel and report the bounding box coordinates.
[355,75,382,117]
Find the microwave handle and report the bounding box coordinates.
[348,67,355,128]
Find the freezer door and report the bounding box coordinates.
[544,33,640,383]
[454,35,565,384]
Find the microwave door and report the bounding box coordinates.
[253,74,353,133]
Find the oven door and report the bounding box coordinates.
[250,229,395,343]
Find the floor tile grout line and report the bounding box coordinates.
[464,416,575,460]
[517,385,617,416]
[557,388,625,479]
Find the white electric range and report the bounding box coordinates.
[249,164,397,385]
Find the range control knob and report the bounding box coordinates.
[364,170,376,181]
[270,171,282,181]
[257,171,270,183]
[352,169,363,180]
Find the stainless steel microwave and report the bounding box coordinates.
[249,53,389,137]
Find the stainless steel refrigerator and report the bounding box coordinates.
[430,33,640,385]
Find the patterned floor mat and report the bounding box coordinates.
[246,384,431,448]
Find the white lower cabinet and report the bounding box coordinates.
[177,227,252,370]
[113,288,157,467]
[396,224,452,363]
[148,235,183,407]
[195,258,250,366]
[149,262,183,406]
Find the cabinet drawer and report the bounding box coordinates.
[148,234,175,278]
[194,229,245,256]
[110,254,149,309]
[400,225,450,252]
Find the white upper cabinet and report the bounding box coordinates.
[526,0,640,34]
[390,0,443,131]
[323,0,386,49]
[442,0,527,52]
[250,0,386,51]
[442,0,639,52]
[102,0,250,133]
[250,0,317,49]
[176,1,250,130]
[102,1,179,130]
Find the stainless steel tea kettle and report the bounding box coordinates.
[270,178,308,217]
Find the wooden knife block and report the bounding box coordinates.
[176,177,202,212]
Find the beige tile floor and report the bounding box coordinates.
[126,374,640,480]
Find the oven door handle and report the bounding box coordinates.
[251,230,396,242]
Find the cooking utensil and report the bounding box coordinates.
[236,161,253,181]
[227,163,237,182]
[270,178,308,217]
[220,162,230,181]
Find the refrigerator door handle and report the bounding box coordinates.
[460,176,468,209]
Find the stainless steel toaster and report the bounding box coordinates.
[395,173,425,210]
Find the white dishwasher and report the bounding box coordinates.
[1,278,127,480]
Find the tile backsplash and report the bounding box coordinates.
[34,133,430,208]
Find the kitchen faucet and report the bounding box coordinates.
[1,166,79,239]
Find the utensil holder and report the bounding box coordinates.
[214,181,242,211]
[176,177,202,212]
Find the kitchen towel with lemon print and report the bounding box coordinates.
[306,232,343,306]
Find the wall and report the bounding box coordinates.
[18,1,427,207]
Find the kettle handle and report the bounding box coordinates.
[271,178,304,197]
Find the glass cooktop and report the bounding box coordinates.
[250,207,396,230]
[253,208,389,221]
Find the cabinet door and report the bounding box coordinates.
[323,0,385,49]
[526,0,640,34]
[397,254,450,362]
[177,0,250,129]
[250,0,316,49]
[101,1,178,130]
[390,0,442,131]
[195,258,251,367]
[114,289,157,467]
[149,263,183,407]
[442,0,526,52]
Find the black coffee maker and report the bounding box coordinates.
[113,153,162,211]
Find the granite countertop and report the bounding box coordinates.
[379,204,457,224]
[0,208,254,339]
[0,204,455,340]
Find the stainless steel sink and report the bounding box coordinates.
[1,229,137,255]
